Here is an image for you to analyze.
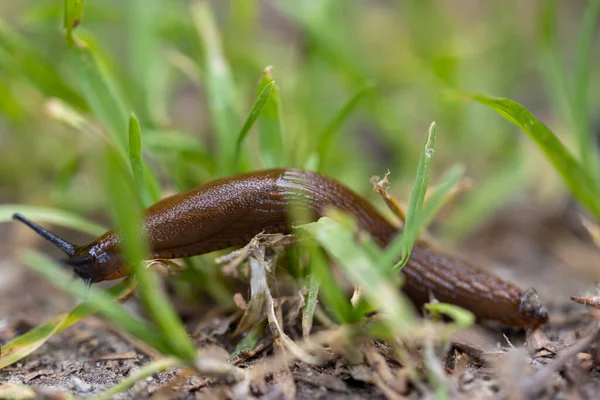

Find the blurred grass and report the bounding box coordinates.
[2,1,597,224]
[1,1,595,236]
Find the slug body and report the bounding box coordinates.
[14,168,548,329]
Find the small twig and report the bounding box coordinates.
[571,295,600,309]
[521,322,600,396]
[371,171,406,224]
[503,334,515,349]
[265,273,318,364]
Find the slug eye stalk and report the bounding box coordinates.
[12,213,97,293]
[12,213,76,256]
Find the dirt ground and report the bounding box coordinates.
[1,200,600,399]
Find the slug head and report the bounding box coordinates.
[518,287,549,329]
[12,213,126,286]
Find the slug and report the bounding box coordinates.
[13,168,548,329]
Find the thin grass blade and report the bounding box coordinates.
[128,113,145,203]
[128,113,162,206]
[391,165,464,269]
[235,80,275,170]
[0,20,85,109]
[572,0,600,177]
[301,216,415,335]
[442,157,523,240]
[317,81,375,171]
[304,242,357,324]
[67,37,130,158]
[538,0,571,124]
[468,94,600,221]
[383,122,436,269]
[301,274,321,337]
[127,0,171,126]
[0,281,134,369]
[230,320,265,361]
[424,303,475,328]
[105,148,197,362]
[64,0,84,44]
[191,1,239,176]
[257,67,285,168]
[65,3,130,158]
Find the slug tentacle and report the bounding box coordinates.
[13,213,76,256]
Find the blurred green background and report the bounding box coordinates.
[1,0,598,241]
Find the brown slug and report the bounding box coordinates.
[13,168,548,329]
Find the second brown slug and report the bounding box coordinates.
[13,168,548,329]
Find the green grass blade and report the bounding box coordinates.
[128,113,162,206]
[128,113,145,202]
[317,81,375,171]
[141,160,163,204]
[0,77,24,123]
[67,37,130,157]
[304,242,357,324]
[301,274,321,337]
[64,0,84,43]
[257,67,285,168]
[64,0,130,155]
[178,259,233,306]
[572,0,600,176]
[418,165,465,227]
[143,130,215,175]
[21,251,172,354]
[127,0,171,126]
[301,216,415,335]
[105,148,197,362]
[442,158,523,240]
[469,94,600,221]
[382,122,436,269]
[0,20,86,109]
[424,303,475,328]
[235,80,275,170]
[0,205,106,236]
[538,0,571,125]
[52,155,82,202]
[192,1,239,176]
[390,165,464,266]
[0,281,134,369]
[230,320,265,360]
[404,122,437,233]
[165,48,203,86]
